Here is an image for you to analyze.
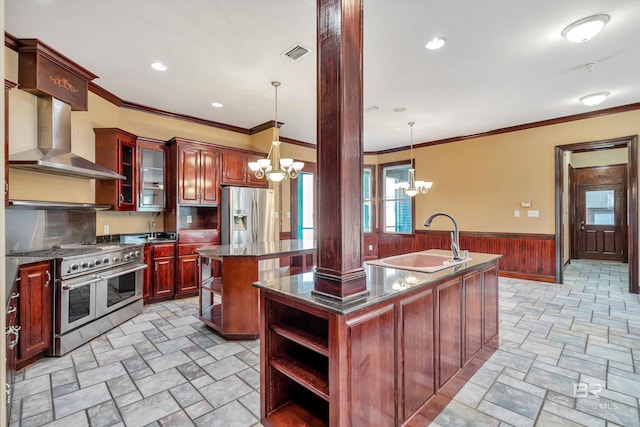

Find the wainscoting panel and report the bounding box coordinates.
[377,231,556,283]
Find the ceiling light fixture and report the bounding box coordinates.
[561,14,610,43]
[579,92,610,106]
[398,121,432,197]
[425,37,446,50]
[248,81,304,182]
[150,61,167,71]
[211,102,223,108]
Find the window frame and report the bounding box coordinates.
[378,160,415,235]
[363,165,376,233]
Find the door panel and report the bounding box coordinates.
[577,184,624,261]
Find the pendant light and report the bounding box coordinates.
[248,81,304,182]
[398,121,432,196]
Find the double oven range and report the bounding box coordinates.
[13,244,146,355]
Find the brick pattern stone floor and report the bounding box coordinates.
[10,259,639,426]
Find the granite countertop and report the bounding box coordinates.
[197,239,316,258]
[252,250,502,315]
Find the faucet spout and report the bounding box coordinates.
[424,212,463,261]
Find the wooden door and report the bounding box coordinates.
[577,183,625,261]
[178,145,201,204]
[177,255,200,295]
[221,151,248,185]
[153,258,175,298]
[200,148,220,205]
[18,262,52,361]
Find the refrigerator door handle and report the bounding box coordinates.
[252,196,258,242]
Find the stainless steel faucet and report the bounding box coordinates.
[424,212,463,260]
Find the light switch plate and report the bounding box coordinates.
[103,224,109,234]
[527,210,539,217]
[187,215,193,223]
[514,210,520,217]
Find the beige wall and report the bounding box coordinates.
[379,110,640,235]
[571,147,628,168]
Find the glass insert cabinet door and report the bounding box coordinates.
[139,144,166,210]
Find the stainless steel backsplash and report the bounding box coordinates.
[5,210,96,253]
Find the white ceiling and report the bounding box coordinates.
[5,0,640,152]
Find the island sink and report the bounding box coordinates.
[371,250,471,273]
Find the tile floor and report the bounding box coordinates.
[10,259,639,426]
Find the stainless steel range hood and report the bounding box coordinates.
[9,97,125,180]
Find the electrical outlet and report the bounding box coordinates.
[287,212,291,218]
[368,245,373,250]
[103,225,109,234]
[187,215,193,224]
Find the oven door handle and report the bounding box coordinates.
[97,263,147,280]
[61,277,101,290]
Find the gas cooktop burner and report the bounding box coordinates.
[9,244,145,279]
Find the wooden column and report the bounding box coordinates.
[313,0,367,299]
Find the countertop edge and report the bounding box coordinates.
[254,251,502,315]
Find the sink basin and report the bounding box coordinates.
[373,251,471,273]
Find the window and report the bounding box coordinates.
[381,163,413,233]
[297,172,315,240]
[363,166,374,232]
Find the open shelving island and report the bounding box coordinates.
[197,239,316,340]
[253,249,502,427]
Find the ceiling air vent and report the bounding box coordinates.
[283,44,310,61]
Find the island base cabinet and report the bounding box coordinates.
[259,260,499,427]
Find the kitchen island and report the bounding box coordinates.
[253,249,501,426]
[197,239,316,339]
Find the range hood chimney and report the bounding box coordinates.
[9,97,125,180]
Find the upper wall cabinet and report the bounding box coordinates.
[170,138,220,206]
[95,128,137,211]
[137,138,166,212]
[221,150,268,188]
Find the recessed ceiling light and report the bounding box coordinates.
[561,14,610,43]
[579,92,610,106]
[211,102,223,108]
[425,37,446,50]
[365,106,380,113]
[393,107,407,113]
[150,61,167,71]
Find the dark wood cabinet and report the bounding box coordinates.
[260,258,500,426]
[176,141,220,206]
[221,150,268,188]
[95,128,137,211]
[399,288,435,420]
[176,244,202,297]
[463,269,483,363]
[137,138,166,211]
[436,277,462,387]
[17,261,52,366]
[142,244,152,301]
[150,243,175,301]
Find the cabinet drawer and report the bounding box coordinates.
[179,243,214,256]
[153,243,175,257]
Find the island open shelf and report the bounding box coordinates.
[197,240,316,340]
[254,250,501,426]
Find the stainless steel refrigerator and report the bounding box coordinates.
[221,186,276,245]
